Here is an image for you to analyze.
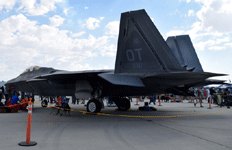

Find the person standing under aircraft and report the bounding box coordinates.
[166,94,170,102]
[217,88,223,107]
[194,87,203,107]
[209,88,214,104]
[203,88,207,100]
[189,87,195,103]
[57,96,62,106]
[149,95,156,105]
[81,99,85,104]
[224,89,230,109]
[72,96,76,104]
[11,93,20,105]
[206,88,210,103]
[0,86,3,103]
[4,86,9,105]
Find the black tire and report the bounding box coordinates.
[117,98,131,111]
[87,99,101,113]
[41,100,48,107]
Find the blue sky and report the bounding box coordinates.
[0,0,232,83]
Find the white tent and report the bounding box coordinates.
[217,84,232,89]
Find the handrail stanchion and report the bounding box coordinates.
[159,94,162,106]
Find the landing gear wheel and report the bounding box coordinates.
[87,99,101,113]
[118,98,131,111]
[41,100,48,107]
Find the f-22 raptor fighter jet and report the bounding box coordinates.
[5,9,226,113]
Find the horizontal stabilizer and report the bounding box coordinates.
[145,72,227,80]
[190,79,227,87]
[98,73,145,87]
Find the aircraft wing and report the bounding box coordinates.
[34,69,114,84]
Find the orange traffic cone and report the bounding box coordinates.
[158,95,162,106]
[135,98,139,105]
[19,101,37,146]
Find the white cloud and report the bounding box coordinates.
[167,2,231,52]
[70,31,86,38]
[177,0,232,42]
[63,7,73,15]
[99,17,104,20]
[49,15,65,27]
[195,0,232,33]
[188,9,195,16]
[224,43,232,47]
[105,21,119,35]
[185,21,203,39]
[67,62,110,72]
[0,0,16,11]
[208,46,225,50]
[67,63,93,71]
[63,7,68,15]
[169,9,180,15]
[173,0,232,53]
[166,30,185,37]
[85,7,88,10]
[103,65,109,69]
[18,0,63,16]
[194,37,230,50]
[83,17,104,30]
[0,63,8,73]
[100,44,117,57]
[179,0,191,2]
[0,14,114,81]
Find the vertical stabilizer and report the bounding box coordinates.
[166,35,204,72]
[115,9,186,75]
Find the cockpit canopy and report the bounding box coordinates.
[22,66,40,74]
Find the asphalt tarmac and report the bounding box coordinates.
[0,97,232,150]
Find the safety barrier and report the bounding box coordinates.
[34,101,232,119]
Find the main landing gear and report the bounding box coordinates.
[86,97,131,113]
[116,98,131,111]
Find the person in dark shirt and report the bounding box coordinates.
[209,88,214,103]
[11,93,20,104]
[149,95,156,105]
[224,89,230,109]
[0,86,3,103]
